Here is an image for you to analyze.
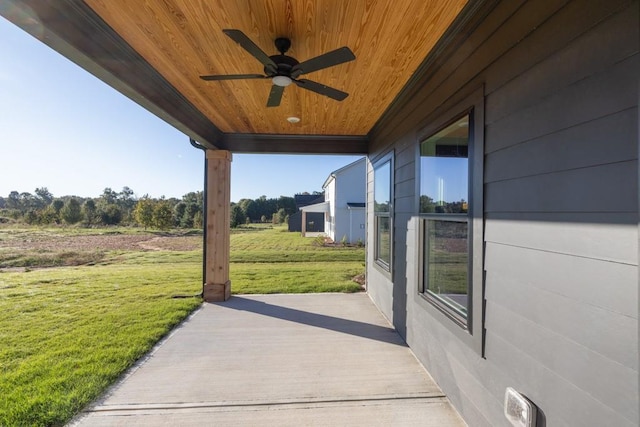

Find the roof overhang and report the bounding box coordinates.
[300,201,329,213]
[0,0,494,154]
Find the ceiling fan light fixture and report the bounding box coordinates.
[201,30,355,107]
[272,75,292,87]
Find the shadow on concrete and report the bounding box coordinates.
[213,296,407,347]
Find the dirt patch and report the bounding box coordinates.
[0,230,203,270]
[0,232,202,252]
[352,273,366,289]
[136,235,202,251]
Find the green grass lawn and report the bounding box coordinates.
[0,225,364,426]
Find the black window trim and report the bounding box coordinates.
[413,86,485,356]
[419,215,470,328]
[372,151,394,274]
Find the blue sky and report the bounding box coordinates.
[0,17,362,202]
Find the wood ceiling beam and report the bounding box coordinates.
[220,134,368,154]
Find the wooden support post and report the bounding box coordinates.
[301,210,307,237]
[203,150,232,302]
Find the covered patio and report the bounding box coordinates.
[70,293,465,426]
[0,0,472,302]
[4,1,637,425]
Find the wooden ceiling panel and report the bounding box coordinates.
[84,0,467,136]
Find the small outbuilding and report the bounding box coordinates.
[287,194,325,233]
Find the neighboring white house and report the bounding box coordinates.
[302,157,365,243]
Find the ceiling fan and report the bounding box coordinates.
[200,29,356,107]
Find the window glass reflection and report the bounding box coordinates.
[376,216,391,266]
[424,220,468,316]
[374,161,390,213]
[420,116,469,214]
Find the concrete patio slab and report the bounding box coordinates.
[71,293,465,426]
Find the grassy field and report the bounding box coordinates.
[0,225,364,426]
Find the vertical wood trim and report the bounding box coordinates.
[203,150,232,302]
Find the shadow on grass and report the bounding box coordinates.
[213,296,406,347]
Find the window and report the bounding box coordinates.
[415,87,484,353]
[374,155,392,270]
[420,114,470,325]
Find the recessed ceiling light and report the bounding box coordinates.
[287,116,301,124]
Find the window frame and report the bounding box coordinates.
[414,87,485,355]
[421,215,470,327]
[373,152,394,273]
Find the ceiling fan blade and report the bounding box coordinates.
[223,29,277,73]
[200,74,266,81]
[294,79,349,101]
[267,84,284,107]
[291,47,355,78]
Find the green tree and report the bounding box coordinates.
[272,208,287,224]
[39,206,58,224]
[7,191,20,210]
[173,202,187,227]
[83,199,97,225]
[117,186,136,222]
[51,199,64,215]
[153,201,174,230]
[182,191,203,208]
[181,203,199,228]
[230,205,244,228]
[193,210,203,228]
[100,187,118,205]
[134,197,155,229]
[99,204,122,225]
[20,192,38,214]
[60,198,83,224]
[34,187,53,207]
[242,199,259,222]
[24,209,39,224]
[34,187,53,209]
[277,196,296,215]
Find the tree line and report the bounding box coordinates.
[230,195,298,228]
[0,188,302,230]
[0,187,203,230]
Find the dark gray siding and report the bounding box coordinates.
[366,156,394,322]
[366,1,639,426]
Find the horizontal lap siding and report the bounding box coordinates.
[485,160,637,213]
[484,1,639,424]
[485,55,638,153]
[367,0,639,426]
[366,160,393,322]
[484,108,638,182]
[485,213,637,268]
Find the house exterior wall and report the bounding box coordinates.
[325,159,366,243]
[347,207,365,244]
[366,1,639,426]
[324,178,336,238]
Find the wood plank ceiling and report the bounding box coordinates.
[83,0,467,136]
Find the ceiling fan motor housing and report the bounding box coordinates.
[264,37,299,77]
[267,54,299,77]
